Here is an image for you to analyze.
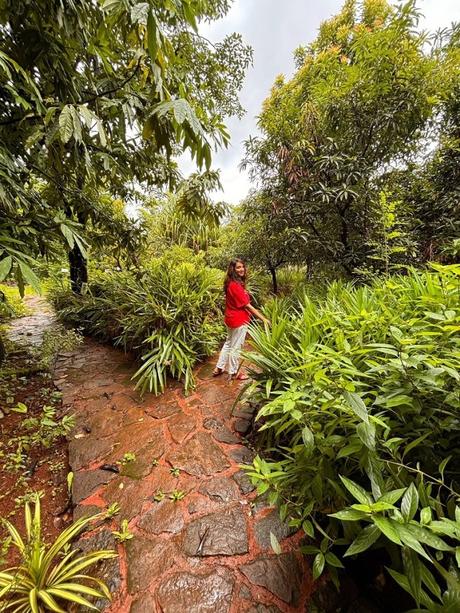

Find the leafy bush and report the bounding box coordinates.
[243,264,460,609]
[0,284,30,322]
[49,249,225,394]
[0,494,117,611]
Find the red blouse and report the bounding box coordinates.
[224,280,251,328]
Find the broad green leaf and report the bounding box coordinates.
[325,552,344,568]
[328,508,368,521]
[402,547,422,605]
[147,9,159,63]
[372,517,401,545]
[343,390,369,423]
[0,255,12,280]
[18,262,40,293]
[59,105,74,144]
[339,476,372,505]
[312,552,325,580]
[401,484,419,522]
[301,426,315,456]
[379,488,406,505]
[344,524,381,557]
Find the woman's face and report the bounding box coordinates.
[235,261,246,278]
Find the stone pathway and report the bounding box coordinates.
[7,295,56,347]
[9,296,312,611]
[56,340,312,612]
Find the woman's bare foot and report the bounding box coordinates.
[231,371,249,381]
[212,367,223,377]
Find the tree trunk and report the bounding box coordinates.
[68,244,88,294]
[268,265,278,294]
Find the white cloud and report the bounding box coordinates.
[179,0,460,204]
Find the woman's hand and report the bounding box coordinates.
[246,303,270,326]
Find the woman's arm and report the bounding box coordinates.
[246,303,270,325]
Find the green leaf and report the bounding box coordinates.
[302,520,314,537]
[343,391,369,423]
[420,507,432,525]
[344,524,381,557]
[379,488,406,505]
[147,9,159,64]
[372,517,401,545]
[59,105,74,144]
[357,420,375,450]
[328,508,368,521]
[270,532,282,554]
[401,484,419,522]
[18,261,40,293]
[403,547,422,605]
[325,552,345,568]
[312,552,325,580]
[339,476,372,505]
[0,255,12,281]
[301,426,315,456]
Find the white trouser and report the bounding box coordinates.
[216,325,248,375]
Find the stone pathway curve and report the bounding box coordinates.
[15,297,312,612]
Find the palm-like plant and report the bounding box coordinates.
[0,494,117,612]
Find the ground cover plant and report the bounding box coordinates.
[243,264,460,610]
[0,494,117,612]
[49,249,225,394]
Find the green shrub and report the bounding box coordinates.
[49,249,225,394]
[0,284,30,321]
[0,494,117,612]
[243,264,460,609]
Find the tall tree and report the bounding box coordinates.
[0,0,252,290]
[243,0,458,275]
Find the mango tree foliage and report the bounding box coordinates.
[0,0,252,290]
[243,0,459,275]
[213,191,307,293]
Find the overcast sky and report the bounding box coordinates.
[180,0,460,204]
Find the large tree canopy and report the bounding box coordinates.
[242,0,459,276]
[0,0,251,289]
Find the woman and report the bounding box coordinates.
[213,259,269,380]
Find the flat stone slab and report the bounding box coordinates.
[199,477,240,504]
[129,593,157,613]
[183,506,248,557]
[126,535,177,593]
[233,470,256,494]
[72,469,115,504]
[157,569,235,613]
[137,499,184,535]
[203,417,240,444]
[254,509,296,549]
[167,412,196,444]
[69,435,114,470]
[167,432,229,477]
[240,553,304,605]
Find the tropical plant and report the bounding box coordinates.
[0,0,252,292]
[242,0,460,276]
[242,264,460,609]
[0,494,117,612]
[48,248,225,394]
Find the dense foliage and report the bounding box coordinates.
[240,0,460,277]
[49,249,224,394]
[0,0,251,292]
[243,264,460,608]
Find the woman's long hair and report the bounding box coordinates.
[224,259,247,292]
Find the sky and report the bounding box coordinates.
[179,0,460,205]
